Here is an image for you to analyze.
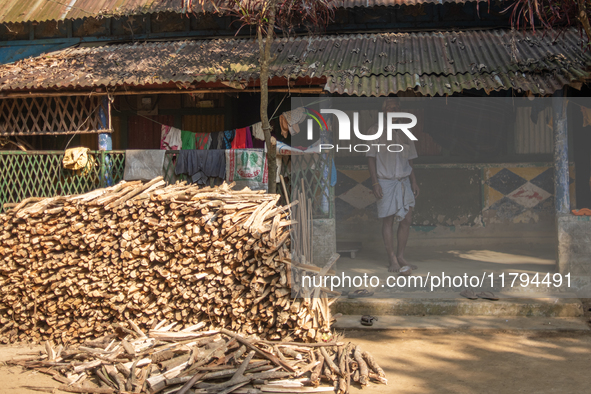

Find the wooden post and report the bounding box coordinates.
[552,89,570,215]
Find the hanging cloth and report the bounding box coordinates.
[63,147,91,171]
[124,150,166,181]
[223,130,236,149]
[251,122,265,140]
[195,132,210,150]
[285,107,306,125]
[232,127,249,149]
[175,150,226,185]
[209,131,221,149]
[161,125,182,150]
[279,114,289,138]
[181,130,196,150]
[283,109,302,135]
[225,148,268,191]
[245,126,253,148]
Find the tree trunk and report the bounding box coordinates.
[257,1,278,195]
[577,0,591,43]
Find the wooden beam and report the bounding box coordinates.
[0,87,325,99]
[0,129,113,136]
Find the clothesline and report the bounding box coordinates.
[160,123,262,151]
[136,113,168,127]
[134,96,329,135]
[159,104,314,151]
[135,111,267,137]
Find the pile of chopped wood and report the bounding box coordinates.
[0,178,338,344]
[12,321,387,394]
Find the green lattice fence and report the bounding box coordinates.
[1,150,327,215]
[290,153,334,219]
[0,151,125,212]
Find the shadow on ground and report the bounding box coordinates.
[2,329,591,394]
[345,330,591,394]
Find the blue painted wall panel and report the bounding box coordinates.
[0,42,72,64]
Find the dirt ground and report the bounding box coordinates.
[336,244,558,297]
[0,343,58,394]
[2,330,591,394]
[346,330,591,394]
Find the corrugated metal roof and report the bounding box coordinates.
[0,0,475,23]
[306,30,589,78]
[0,0,186,23]
[0,29,588,96]
[324,71,577,96]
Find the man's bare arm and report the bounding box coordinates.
[409,160,420,198]
[368,157,383,199]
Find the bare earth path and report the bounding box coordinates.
[2,330,591,394]
[346,330,591,394]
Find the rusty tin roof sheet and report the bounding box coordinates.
[0,29,588,96]
[0,0,474,23]
[0,0,185,23]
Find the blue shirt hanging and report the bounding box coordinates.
[222,130,235,149]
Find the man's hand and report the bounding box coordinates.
[411,181,420,198]
[372,183,383,200]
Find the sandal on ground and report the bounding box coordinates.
[348,289,374,298]
[460,289,478,300]
[398,266,412,276]
[476,291,499,301]
[361,315,378,326]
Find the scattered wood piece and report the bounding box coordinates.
[362,351,386,379]
[354,346,369,387]
[12,322,385,394]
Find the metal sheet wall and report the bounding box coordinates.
[514,107,553,154]
[182,115,225,134]
[128,115,174,150]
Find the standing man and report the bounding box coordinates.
[367,99,420,273]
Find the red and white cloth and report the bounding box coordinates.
[160,125,182,150]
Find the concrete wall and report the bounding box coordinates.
[312,218,336,266]
[334,162,576,248]
[557,215,591,275]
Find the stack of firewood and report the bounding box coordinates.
[0,178,339,344]
[11,321,387,394]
